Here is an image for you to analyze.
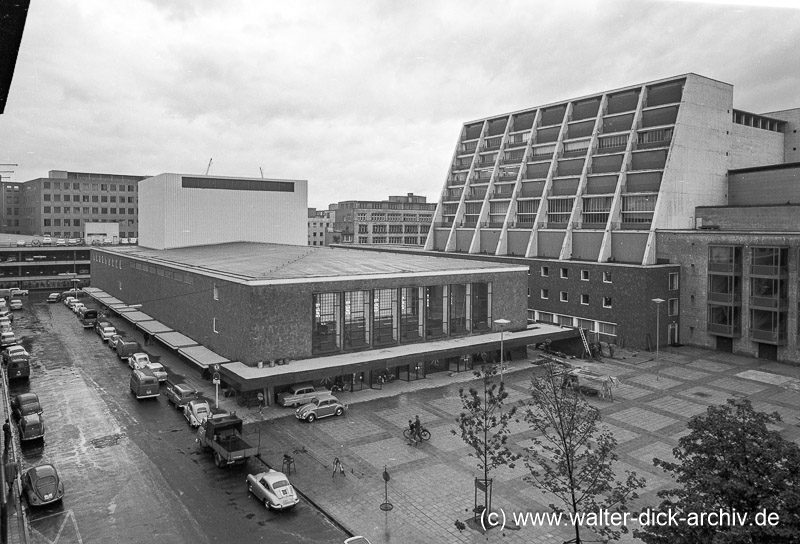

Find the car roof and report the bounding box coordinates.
[15,392,38,402]
[21,413,42,424]
[27,464,57,479]
[173,383,195,392]
[259,470,290,484]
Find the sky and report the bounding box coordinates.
[1,0,798,209]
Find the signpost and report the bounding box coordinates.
[212,364,221,409]
[380,466,393,511]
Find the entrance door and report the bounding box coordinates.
[716,336,733,353]
[757,343,778,361]
[668,323,678,346]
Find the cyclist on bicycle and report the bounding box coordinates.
[414,415,423,442]
[407,419,417,446]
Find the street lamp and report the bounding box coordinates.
[493,318,510,382]
[651,298,665,380]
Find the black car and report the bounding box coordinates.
[22,465,64,506]
[11,393,42,420]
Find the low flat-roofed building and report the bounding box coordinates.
[89,242,546,401]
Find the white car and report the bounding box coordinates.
[129,237,138,245]
[183,399,211,427]
[246,469,300,511]
[145,362,167,382]
[71,302,86,315]
[9,288,28,297]
[41,236,52,246]
[55,238,67,247]
[63,296,76,308]
[97,326,117,342]
[9,299,22,311]
[119,238,129,245]
[0,331,16,348]
[128,352,150,370]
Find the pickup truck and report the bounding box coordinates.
[197,414,257,468]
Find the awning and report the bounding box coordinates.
[102,297,124,306]
[109,303,128,310]
[120,310,153,323]
[178,345,230,370]
[114,306,138,313]
[158,331,199,350]
[82,287,104,294]
[138,321,173,335]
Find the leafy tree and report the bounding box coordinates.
[453,364,519,523]
[520,362,645,543]
[635,398,800,544]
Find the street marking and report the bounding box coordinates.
[29,509,83,544]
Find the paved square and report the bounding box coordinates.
[614,383,657,400]
[317,417,390,441]
[627,374,683,390]
[629,440,677,465]
[608,407,678,431]
[678,386,735,406]
[709,376,767,394]
[351,437,429,468]
[373,406,441,428]
[598,422,640,443]
[646,396,708,418]
[428,422,469,451]
[687,359,733,372]
[736,369,796,386]
[659,366,711,381]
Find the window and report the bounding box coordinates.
[598,322,617,336]
[581,294,589,305]
[541,289,548,299]
[560,268,569,279]
[358,225,368,234]
[43,219,51,226]
[603,297,612,308]
[213,318,219,333]
[92,196,98,202]
[669,272,679,290]
[603,271,612,283]
[560,291,568,302]
[44,194,51,201]
[43,206,50,213]
[100,184,107,191]
[110,196,117,203]
[557,315,573,327]
[580,270,589,281]
[358,236,368,244]
[102,208,108,214]
[92,207,99,214]
[53,207,61,213]
[537,312,554,324]
[101,196,108,202]
[540,266,549,277]
[63,194,70,202]
[373,236,387,244]
[213,284,219,300]
[668,298,678,316]
[43,182,50,189]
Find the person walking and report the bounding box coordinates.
[3,419,11,455]
[414,415,423,443]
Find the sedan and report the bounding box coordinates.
[55,238,67,247]
[246,470,299,511]
[146,362,168,382]
[295,394,347,422]
[22,465,64,506]
[165,381,198,408]
[67,238,81,246]
[9,299,22,311]
[10,288,28,297]
[12,393,42,420]
[0,331,17,348]
[41,236,52,246]
[71,302,86,315]
[47,293,60,303]
[128,352,150,370]
[108,334,123,350]
[183,399,211,427]
[2,345,29,364]
[18,413,45,441]
[97,326,117,342]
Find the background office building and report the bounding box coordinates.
[307,208,336,246]
[1,170,147,238]
[425,73,799,353]
[330,193,435,246]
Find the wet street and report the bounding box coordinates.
[9,293,345,544]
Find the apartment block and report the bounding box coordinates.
[330,193,435,246]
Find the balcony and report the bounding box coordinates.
[500,154,524,165]
[483,139,502,151]
[750,265,788,277]
[708,291,741,304]
[707,322,741,337]
[637,128,673,150]
[749,295,788,310]
[466,189,487,201]
[505,137,528,149]
[749,328,787,345]
[597,134,628,154]
[443,189,463,201]
[708,261,741,274]
[498,172,519,182]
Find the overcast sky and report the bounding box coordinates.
[1,0,798,209]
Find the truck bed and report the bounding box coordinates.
[218,435,252,453]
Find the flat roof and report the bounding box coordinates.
[97,242,527,285]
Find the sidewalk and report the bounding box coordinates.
[102,309,800,543]
[1,372,28,544]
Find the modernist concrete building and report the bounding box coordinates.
[88,242,558,402]
[1,170,148,238]
[658,163,800,363]
[331,193,435,246]
[138,173,307,250]
[307,208,336,246]
[424,73,799,352]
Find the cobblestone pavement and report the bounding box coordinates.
[242,346,800,544]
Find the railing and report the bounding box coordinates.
[750,265,788,277]
[707,322,741,336]
[460,221,478,228]
[466,190,487,200]
[483,140,502,151]
[637,128,673,149]
[529,151,554,162]
[498,173,518,182]
[500,155,523,165]
[444,189,463,200]
[749,328,787,344]
[598,134,628,151]
[708,291,741,304]
[708,262,741,274]
[505,138,528,148]
[511,222,535,229]
[749,295,788,310]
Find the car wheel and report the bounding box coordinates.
[215,452,225,468]
[263,498,271,510]
[306,413,316,422]
[335,407,343,416]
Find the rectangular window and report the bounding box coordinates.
[92,207,99,214]
[344,290,370,348]
[425,285,448,338]
[541,266,549,277]
[53,207,61,213]
[580,270,589,281]
[92,196,98,202]
[471,282,491,332]
[101,196,108,202]
[373,289,398,345]
[560,291,568,302]
[603,271,612,283]
[213,318,219,333]
[102,208,108,214]
[540,289,548,299]
[313,292,341,353]
[668,298,678,316]
[44,194,51,201]
[449,284,469,334]
[581,294,589,305]
[669,272,679,290]
[43,206,51,213]
[603,297,612,308]
[560,268,569,279]
[598,322,617,337]
[63,195,70,202]
[213,284,219,300]
[537,312,554,324]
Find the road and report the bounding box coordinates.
[8,293,345,544]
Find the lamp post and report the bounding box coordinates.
[493,318,510,382]
[651,298,665,380]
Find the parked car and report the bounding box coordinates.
[129,237,138,245]
[55,238,67,247]
[276,383,328,407]
[9,288,28,297]
[67,238,81,246]
[63,296,77,308]
[67,299,82,311]
[9,299,23,311]
[15,240,25,247]
[127,352,150,370]
[146,362,168,382]
[119,238,129,245]
[183,399,211,427]
[2,344,29,364]
[22,465,64,506]
[18,413,45,441]
[344,538,373,544]
[246,469,299,511]
[108,334,123,350]
[294,394,347,422]
[0,317,12,331]
[0,309,13,323]
[11,393,42,420]
[165,381,198,408]
[71,302,86,315]
[97,325,117,342]
[0,331,17,348]
[47,293,60,303]
[116,339,139,359]
[41,236,52,246]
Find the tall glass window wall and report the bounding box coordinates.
[400,287,423,342]
[343,290,370,349]
[313,292,341,353]
[471,283,491,331]
[426,285,448,339]
[373,289,398,345]
[450,284,469,334]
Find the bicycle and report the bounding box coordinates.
[329,378,352,393]
[377,370,396,384]
[403,427,431,441]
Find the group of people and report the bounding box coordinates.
[407,415,423,446]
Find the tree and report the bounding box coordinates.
[519,362,645,543]
[453,364,519,524]
[635,398,800,544]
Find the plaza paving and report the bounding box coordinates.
[246,345,800,543]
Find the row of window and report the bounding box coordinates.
[42,182,136,192]
[43,194,136,203]
[357,236,422,245]
[358,224,425,234]
[355,213,433,222]
[531,310,618,337]
[42,231,136,238]
[42,207,136,215]
[537,288,678,314]
[130,260,194,284]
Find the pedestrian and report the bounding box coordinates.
[414,415,423,443]
[144,332,150,346]
[2,419,10,454]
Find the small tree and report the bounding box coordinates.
[520,362,645,543]
[635,398,800,544]
[453,364,519,524]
